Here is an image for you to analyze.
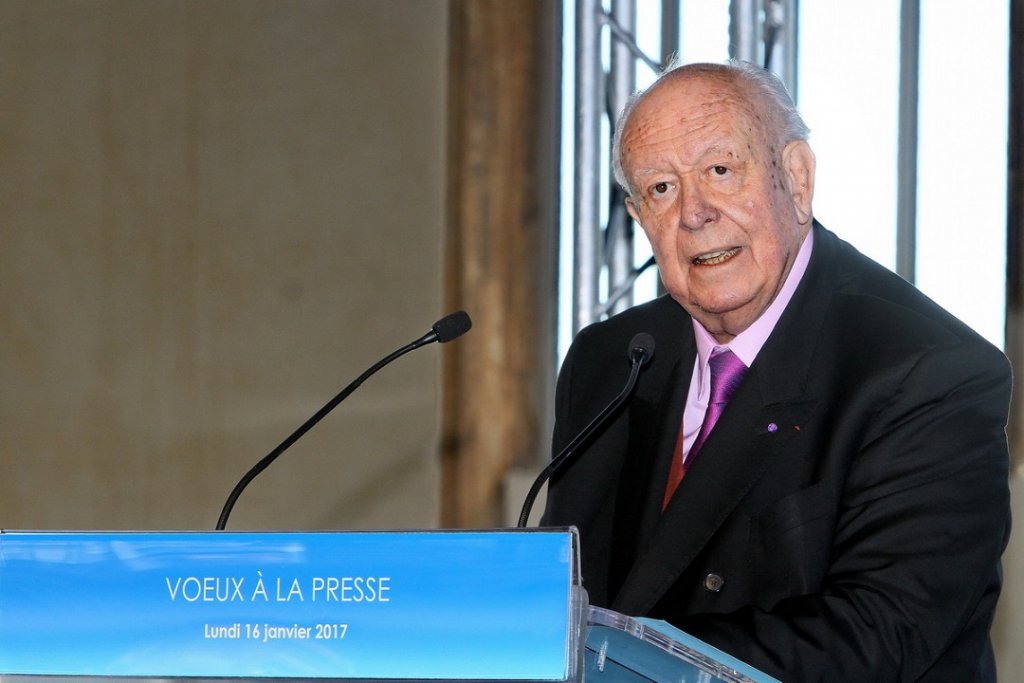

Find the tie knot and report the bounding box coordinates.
[708,348,747,405]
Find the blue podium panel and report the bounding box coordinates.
[0,530,584,681]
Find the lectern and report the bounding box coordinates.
[0,530,777,682]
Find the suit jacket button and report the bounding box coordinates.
[703,573,725,592]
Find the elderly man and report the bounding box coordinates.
[542,61,1011,681]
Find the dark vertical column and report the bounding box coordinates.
[1006,0,1023,462]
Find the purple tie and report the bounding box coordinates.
[663,347,748,509]
[688,348,748,460]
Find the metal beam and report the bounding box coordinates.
[896,0,920,282]
[572,0,603,333]
[607,0,638,316]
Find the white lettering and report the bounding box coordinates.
[165,576,248,602]
[311,576,391,602]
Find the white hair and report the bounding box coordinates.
[610,59,810,192]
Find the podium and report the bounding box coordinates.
[0,530,777,682]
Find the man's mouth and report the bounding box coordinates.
[692,247,741,266]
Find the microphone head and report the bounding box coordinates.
[432,310,473,343]
[628,332,655,365]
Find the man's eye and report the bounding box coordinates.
[711,165,729,176]
[651,182,670,195]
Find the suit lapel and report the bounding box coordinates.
[611,371,817,614]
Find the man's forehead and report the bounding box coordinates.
[624,95,758,155]
[631,73,756,129]
[623,73,772,151]
[625,100,742,144]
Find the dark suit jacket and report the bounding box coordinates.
[542,223,1011,682]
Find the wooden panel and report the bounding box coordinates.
[442,0,558,527]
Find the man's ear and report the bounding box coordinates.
[782,140,816,225]
[625,195,640,224]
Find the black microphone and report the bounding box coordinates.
[517,332,655,528]
[216,310,472,530]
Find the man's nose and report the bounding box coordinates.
[677,181,719,231]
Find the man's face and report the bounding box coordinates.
[621,71,815,342]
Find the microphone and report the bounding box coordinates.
[517,332,655,528]
[215,310,472,530]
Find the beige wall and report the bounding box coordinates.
[0,0,449,531]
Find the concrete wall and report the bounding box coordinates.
[0,0,449,531]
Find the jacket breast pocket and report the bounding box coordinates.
[751,478,839,610]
